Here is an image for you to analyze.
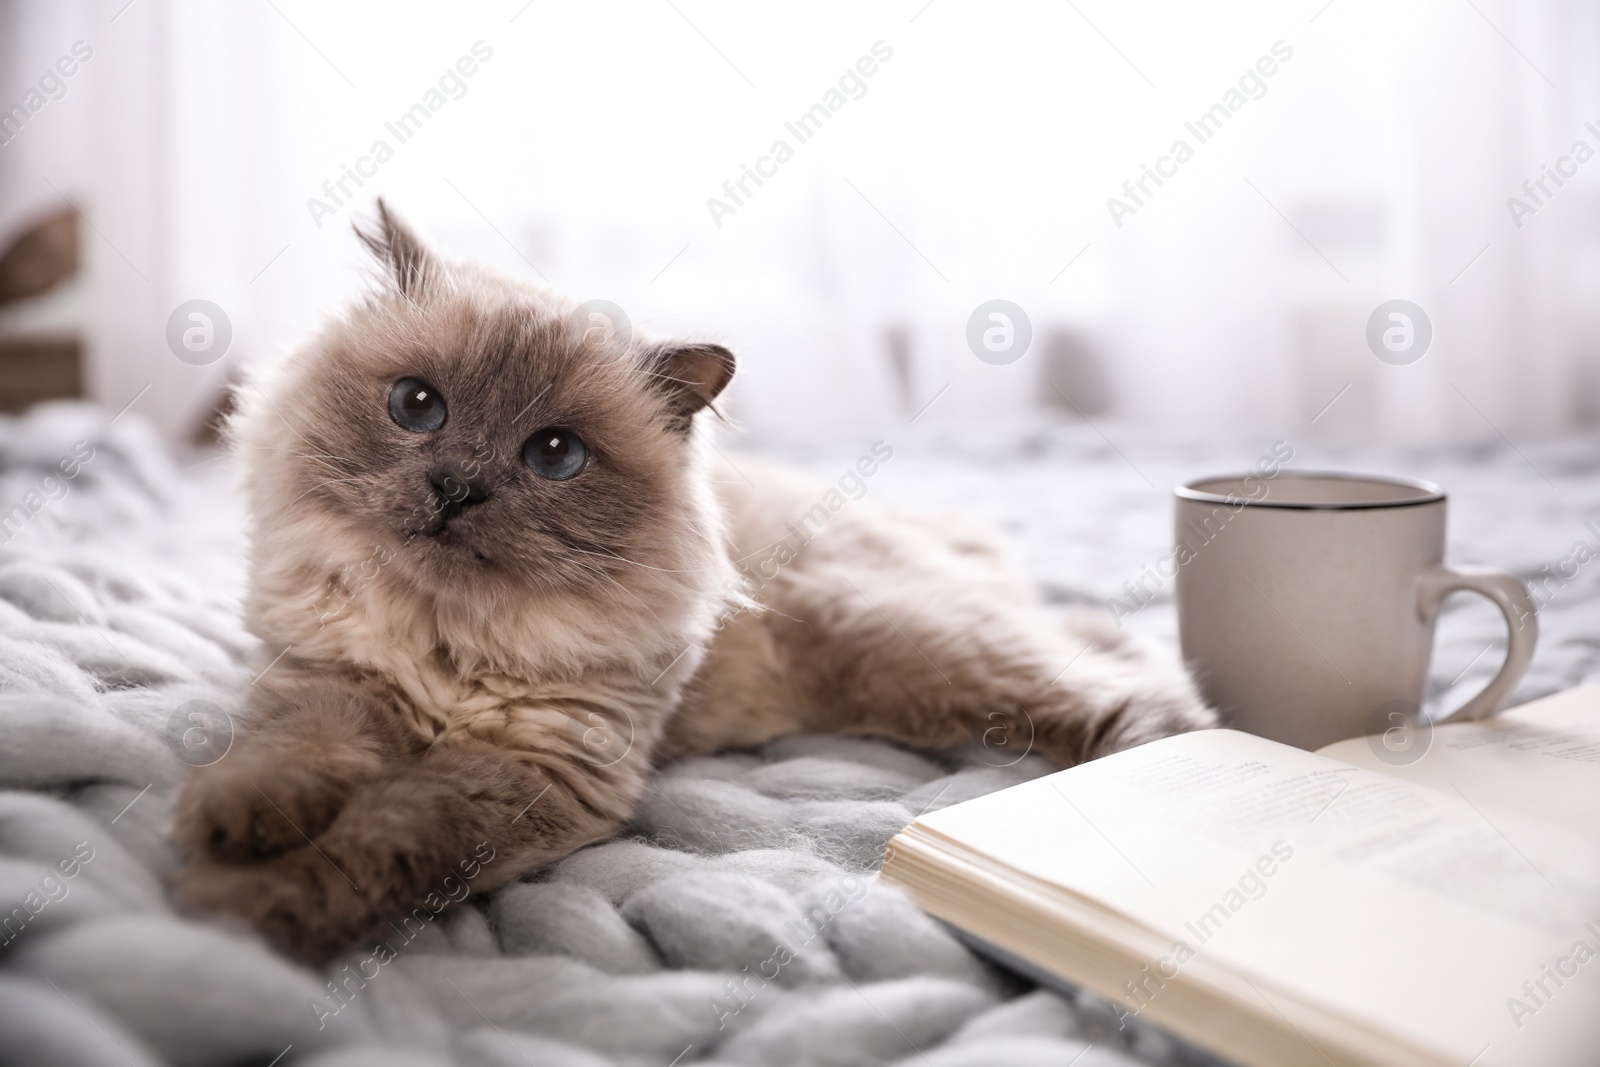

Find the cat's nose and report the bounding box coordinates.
[429,468,490,517]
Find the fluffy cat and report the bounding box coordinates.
[171,203,1214,962]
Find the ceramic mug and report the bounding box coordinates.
[1173,471,1538,751]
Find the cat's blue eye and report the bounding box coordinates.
[389,378,446,432]
[522,428,586,480]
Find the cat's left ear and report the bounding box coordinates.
[353,198,435,298]
[644,342,735,429]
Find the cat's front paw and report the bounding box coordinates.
[173,747,355,863]
[170,848,373,963]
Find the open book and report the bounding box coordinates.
[880,687,1600,1067]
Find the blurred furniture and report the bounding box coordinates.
[0,207,82,414]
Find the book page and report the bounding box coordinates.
[1318,686,1600,835]
[912,729,1600,1067]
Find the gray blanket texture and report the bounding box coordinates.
[0,401,1594,1067]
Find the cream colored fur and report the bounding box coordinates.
[169,204,1213,962]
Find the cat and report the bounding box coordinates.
[170,202,1215,963]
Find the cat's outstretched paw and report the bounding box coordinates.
[1079,687,1219,761]
[1054,612,1220,759]
[170,848,373,964]
[173,748,358,863]
[1019,652,1219,766]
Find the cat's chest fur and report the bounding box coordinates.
[245,506,726,761]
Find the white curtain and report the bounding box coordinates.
[2,0,1594,444]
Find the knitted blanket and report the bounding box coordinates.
[1,401,1593,1067]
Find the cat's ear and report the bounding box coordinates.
[353,199,434,298]
[644,342,736,429]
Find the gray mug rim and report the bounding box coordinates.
[1175,470,1446,511]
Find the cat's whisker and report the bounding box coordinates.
[287,455,347,479]
[287,476,365,507]
[287,448,346,466]
[246,384,357,468]
[565,553,647,596]
[562,555,666,626]
[568,546,705,575]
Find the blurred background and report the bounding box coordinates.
[1,0,1597,447]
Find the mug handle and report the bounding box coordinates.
[1416,565,1538,724]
